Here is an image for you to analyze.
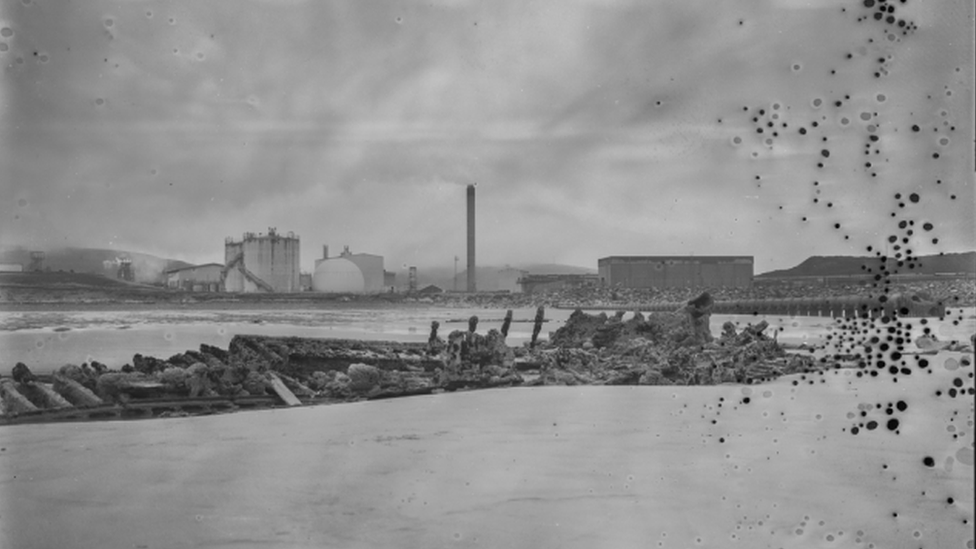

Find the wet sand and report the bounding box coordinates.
[1,361,972,549]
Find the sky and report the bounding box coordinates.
[1,0,973,274]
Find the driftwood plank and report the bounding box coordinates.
[0,380,40,414]
[267,372,302,407]
[52,375,105,407]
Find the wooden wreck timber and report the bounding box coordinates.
[228,335,444,377]
[2,295,847,425]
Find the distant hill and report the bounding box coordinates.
[0,246,193,284]
[757,252,976,278]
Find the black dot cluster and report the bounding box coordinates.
[737,103,789,159]
[909,103,958,163]
[855,0,918,39]
[846,400,907,435]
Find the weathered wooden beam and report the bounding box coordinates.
[28,383,74,409]
[0,379,39,414]
[267,372,302,406]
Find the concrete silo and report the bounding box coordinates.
[223,228,300,293]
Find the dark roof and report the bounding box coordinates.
[164,262,224,274]
[598,256,753,264]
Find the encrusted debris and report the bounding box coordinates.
[2,293,829,424]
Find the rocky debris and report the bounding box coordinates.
[96,373,165,403]
[2,296,832,423]
[684,292,714,343]
[438,326,520,388]
[185,362,214,398]
[56,363,100,393]
[12,362,36,384]
[347,363,383,392]
[427,321,445,355]
[241,371,271,396]
[132,353,170,375]
[529,294,817,387]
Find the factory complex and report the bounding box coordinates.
[159,186,757,294]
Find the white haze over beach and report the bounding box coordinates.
[1,363,973,548]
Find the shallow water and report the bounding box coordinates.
[1,306,972,374]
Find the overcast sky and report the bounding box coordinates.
[1,0,973,274]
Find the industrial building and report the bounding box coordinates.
[165,263,223,292]
[312,245,387,294]
[117,257,134,282]
[299,272,313,292]
[383,271,396,291]
[519,274,600,295]
[497,267,529,293]
[224,228,300,293]
[598,256,754,289]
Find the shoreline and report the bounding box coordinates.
[0,299,435,313]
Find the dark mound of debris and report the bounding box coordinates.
[534,293,816,386]
[2,296,826,424]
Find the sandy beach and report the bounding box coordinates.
[1,358,972,549]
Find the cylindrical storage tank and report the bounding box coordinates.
[313,258,365,293]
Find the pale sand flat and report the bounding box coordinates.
[1,361,972,549]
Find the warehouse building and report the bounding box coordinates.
[598,256,753,289]
[224,228,300,293]
[312,245,386,294]
[165,263,223,292]
[519,274,599,295]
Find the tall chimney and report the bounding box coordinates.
[466,184,476,292]
[322,245,329,259]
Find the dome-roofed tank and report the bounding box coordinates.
[312,258,365,293]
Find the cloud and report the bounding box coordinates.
[0,0,972,274]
